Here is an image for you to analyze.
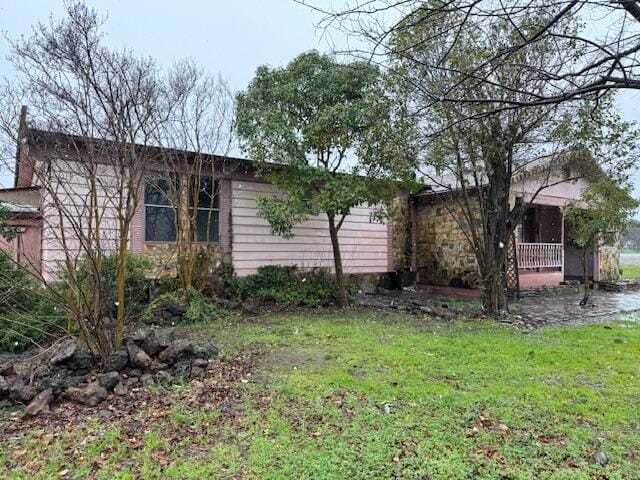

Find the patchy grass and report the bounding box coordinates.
[2,312,640,479]
[621,264,640,280]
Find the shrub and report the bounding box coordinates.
[71,252,151,319]
[0,252,65,352]
[143,288,227,324]
[228,265,337,307]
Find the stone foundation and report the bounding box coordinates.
[143,243,223,279]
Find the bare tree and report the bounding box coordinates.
[148,61,235,298]
[305,0,640,114]
[312,2,638,313]
[0,2,164,360]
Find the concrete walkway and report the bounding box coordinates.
[506,290,640,328]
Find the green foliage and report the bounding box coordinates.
[72,252,151,318]
[143,288,227,323]
[0,252,65,352]
[228,265,337,307]
[565,177,639,252]
[0,203,17,241]
[236,51,416,238]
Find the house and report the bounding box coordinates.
[0,111,395,282]
[0,110,620,291]
[406,156,621,290]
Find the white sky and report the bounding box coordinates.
[0,0,638,190]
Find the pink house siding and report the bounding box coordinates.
[230,180,391,276]
[218,178,232,264]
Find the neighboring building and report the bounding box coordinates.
[0,112,394,282]
[0,191,42,275]
[407,156,620,290]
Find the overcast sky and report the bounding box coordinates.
[0,0,638,189]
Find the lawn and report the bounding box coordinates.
[2,312,640,479]
[621,264,640,280]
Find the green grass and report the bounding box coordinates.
[621,264,640,280]
[2,312,640,479]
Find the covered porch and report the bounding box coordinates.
[512,204,596,289]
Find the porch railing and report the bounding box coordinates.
[516,242,563,269]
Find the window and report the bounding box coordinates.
[144,174,220,243]
[190,176,219,242]
[145,176,177,242]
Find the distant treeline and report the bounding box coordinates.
[621,219,640,251]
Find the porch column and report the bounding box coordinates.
[560,207,565,279]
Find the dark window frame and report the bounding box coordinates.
[144,174,220,244]
[189,175,220,243]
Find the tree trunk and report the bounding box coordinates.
[114,233,128,350]
[481,148,511,315]
[580,249,590,306]
[328,213,348,307]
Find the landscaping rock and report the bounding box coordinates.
[63,382,108,407]
[49,339,77,366]
[150,359,169,372]
[0,376,8,399]
[113,382,127,396]
[97,371,120,392]
[126,377,140,387]
[142,329,175,357]
[0,362,15,377]
[172,360,191,382]
[241,301,259,315]
[98,409,112,419]
[155,370,173,385]
[190,365,205,379]
[9,383,38,403]
[105,349,129,372]
[149,300,188,324]
[158,339,193,364]
[39,373,87,396]
[593,451,609,466]
[192,344,218,360]
[215,298,240,310]
[67,348,94,372]
[192,358,209,369]
[127,341,152,369]
[140,373,154,387]
[22,389,53,419]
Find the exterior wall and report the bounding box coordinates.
[142,242,223,279]
[414,196,480,287]
[0,217,42,274]
[230,180,390,276]
[511,175,590,207]
[35,156,125,281]
[0,187,40,206]
[518,271,563,288]
[598,245,620,282]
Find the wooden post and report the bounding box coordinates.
[560,207,565,281]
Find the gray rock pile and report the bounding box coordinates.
[0,328,218,418]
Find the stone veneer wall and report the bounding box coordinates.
[598,244,620,282]
[414,196,480,287]
[390,196,412,271]
[143,243,223,279]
